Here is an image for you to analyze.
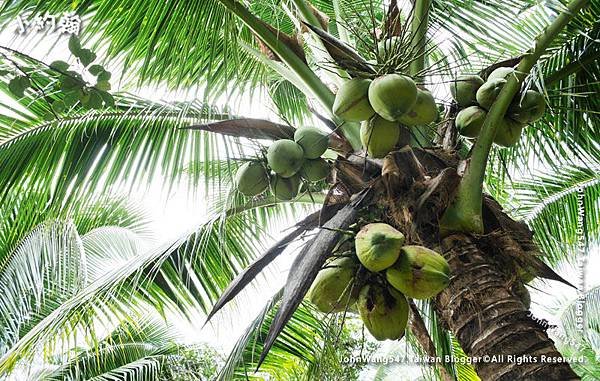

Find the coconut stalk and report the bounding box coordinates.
[439,0,590,235]
[217,0,362,149]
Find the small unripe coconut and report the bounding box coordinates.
[398,89,438,126]
[455,106,487,138]
[234,161,269,196]
[360,116,400,158]
[308,256,358,313]
[300,158,329,182]
[355,223,405,272]
[494,118,524,147]
[357,284,408,341]
[487,66,515,81]
[450,75,484,107]
[270,174,301,200]
[386,245,450,299]
[333,78,375,122]
[293,127,329,159]
[507,90,546,123]
[476,78,507,110]
[368,74,418,121]
[267,139,304,177]
[377,36,402,59]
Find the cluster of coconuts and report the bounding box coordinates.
[332,68,438,158]
[451,67,546,147]
[307,223,450,341]
[233,127,331,200]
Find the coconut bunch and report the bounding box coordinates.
[307,223,450,341]
[331,39,439,159]
[233,127,331,200]
[451,67,547,147]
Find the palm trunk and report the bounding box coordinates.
[436,234,579,380]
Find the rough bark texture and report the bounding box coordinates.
[435,234,579,380]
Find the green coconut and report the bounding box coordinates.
[333,78,375,122]
[294,127,329,159]
[368,74,418,121]
[450,75,484,107]
[357,284,408,341]
[360,116,400,158]
[355,223,405,272]
[377,36,402,59]
[487,66,515,81]
[398,89,438,126]
[455,106,487,138]
[234,161,269,196]
[386,245,450,299]
[270,174,301,200]
[267,139,304,177]
[494,118,524,147]
[308,256,359,313]
[476,78,507,110]
[507,90,546,123]
[300,158,329,182]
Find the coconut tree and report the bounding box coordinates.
[0,0,598,380]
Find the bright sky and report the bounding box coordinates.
[1,8,598,380]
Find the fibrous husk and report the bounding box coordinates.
[455,106,487,138]
[355,223,405,272]
[476,78,507,110]
[398,89,438,126]
[507,90,546,123]
[294,127,329,159]
[487,66,515,81]
[357,283,408,341]
[270,174,301,200]
[300,158,330,182]
[386,245,450,299]
[494,118,524,147]
[308,256,359,313]
[267,139,305,177]
[368,74,417,121]
[333,78,375,122]
[360,116,400,158]
[450,75,484,107]
[234,161,269,196]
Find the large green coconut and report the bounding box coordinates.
[455,106,487,138]
[355,223,405,272]
[476,78,507,110]
[487,66,515,81]
[357,284,408,341]
[308,256,359,313]
[234,161,269,196]
[360,116,400,158]
[270,174,301,200]
[267,139,304,177]
[507,90,546,123]
[494,118,524,147]
[398,89,438,126]
[333,78,375,122]
[368,74,418,121]
[450,75,484,107]
[300,158,329,182]
[294,127,329,159]
[386,245,450,299]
